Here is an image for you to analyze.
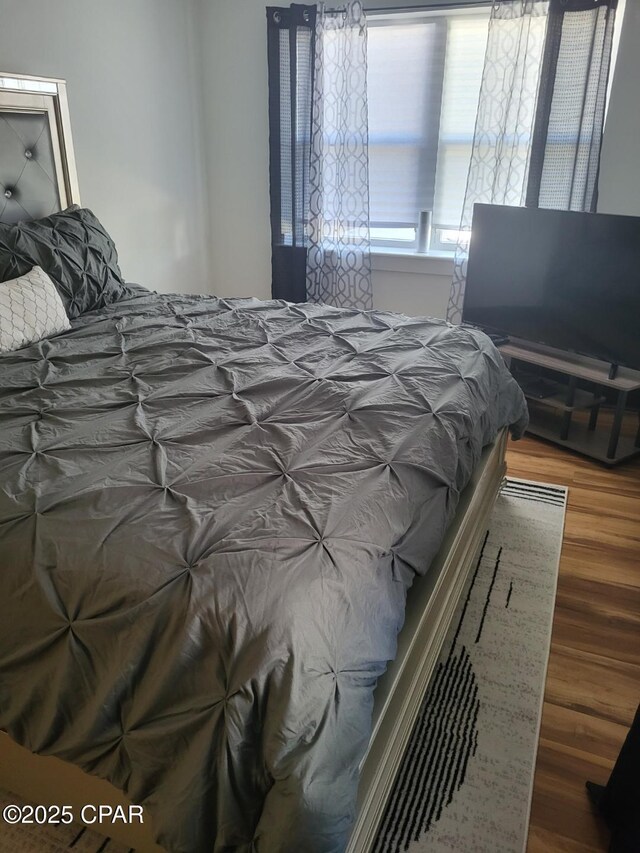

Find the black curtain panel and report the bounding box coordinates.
[526,0,617,212]
[266,4,316,302]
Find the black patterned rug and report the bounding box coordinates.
[373,477,567,853]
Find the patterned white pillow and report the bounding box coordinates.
[0,265,71,353]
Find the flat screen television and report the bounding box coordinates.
[462,204,640,371]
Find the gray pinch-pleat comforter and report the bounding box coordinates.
[0,293,528,852]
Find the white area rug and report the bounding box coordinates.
[373,477,567,853]
[0,477,566,853]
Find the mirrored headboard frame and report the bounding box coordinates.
[0,72,80,220]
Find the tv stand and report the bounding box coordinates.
[499,341,640,465]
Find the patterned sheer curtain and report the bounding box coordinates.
[447,0,549,324]
[306,1,372,309]
[447,0,617,324]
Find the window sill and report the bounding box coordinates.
[371,250,455,276]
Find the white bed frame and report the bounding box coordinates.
[0,71,509,853]
[348,428,507,852]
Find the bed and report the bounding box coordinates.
[0,73,528,852]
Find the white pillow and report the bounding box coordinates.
[0,265,71,353]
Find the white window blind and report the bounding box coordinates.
[432,14,489,230]
[367,18,445,227]
[367,8,490,250]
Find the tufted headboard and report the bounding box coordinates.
[0,72,80,224]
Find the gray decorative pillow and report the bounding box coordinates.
[0,265,71,353]
[0,207,136,318]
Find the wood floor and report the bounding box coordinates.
[506,433,640,853]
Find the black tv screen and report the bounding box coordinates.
[462,204,640,370]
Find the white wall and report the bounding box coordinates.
[598,0,640,217]
[197,0,272,301]
[0,0,209,293]
[372,255,453,319]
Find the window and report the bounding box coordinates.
[367,7,490,253]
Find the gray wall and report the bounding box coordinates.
[0,0,209,293]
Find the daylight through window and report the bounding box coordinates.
[367,8,490,252]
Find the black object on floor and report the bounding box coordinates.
[587,703,640,853]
